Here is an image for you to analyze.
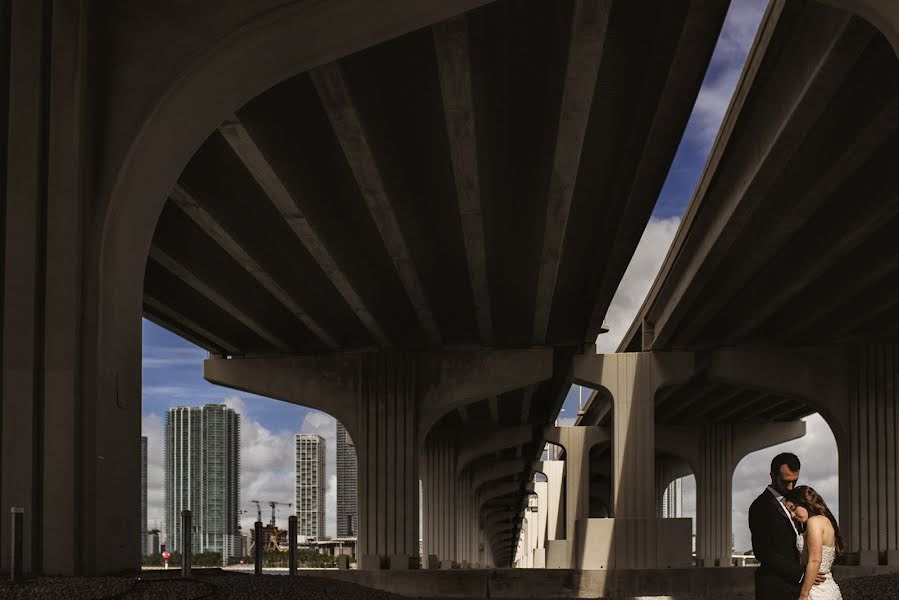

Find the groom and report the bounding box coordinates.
[749,452,825,600]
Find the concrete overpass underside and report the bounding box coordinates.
[3,0,899,584]
[607,0,899,569]
[145,0,732,570]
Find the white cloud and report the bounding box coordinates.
[596,217,681,352]
[142,345,208,369]
[142,385,223,402]
[686,0,768,152]
[223,395,248,419]
[142,413,165,532]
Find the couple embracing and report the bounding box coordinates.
[749,452,843,600]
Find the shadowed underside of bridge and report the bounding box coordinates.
[620,0,899,355]
[141,0,730,565]
[144,0,727,357]
[581,0,899,568]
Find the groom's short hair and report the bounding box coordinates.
[770,452,800,475]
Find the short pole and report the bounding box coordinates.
[288,516,297,576]
[181,510,192,577]
[254,521,263,575]
[10,507,24,582]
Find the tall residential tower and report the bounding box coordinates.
[165,404,240,562]
[336,421,358,537]
[295,434,326,538]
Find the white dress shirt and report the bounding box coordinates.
[767,485,799,536]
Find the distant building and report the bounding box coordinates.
[296,434,326,538]
[662,478,683,518]
[146,529,160,556]
[165,404,240,563]
[141,436,148,555]
[336,422,358,537]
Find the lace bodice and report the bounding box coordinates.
[796,534,842,599]
[796,535,836,574]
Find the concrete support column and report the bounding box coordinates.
[456,469,473,566]
[357,353,420,569]
[845,344,899,565]
[422,431,456,565]
[695,424,734,567]
[571,351,695,568]
[1,0,120,576]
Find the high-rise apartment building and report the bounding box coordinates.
[141,436,148,554]
[662,478,683,518]
[165,404,240,563]
[336,421,358,537]
[296,434,326,539]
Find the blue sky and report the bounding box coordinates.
[143,0,839,553]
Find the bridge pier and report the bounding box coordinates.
[563,351,695,568]
[422,430,458,567]
[206,348,551,569]
[705,344,899,565]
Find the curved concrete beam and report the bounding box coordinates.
[471,458,528,491]
[821,1,899,60]
[542,425,609,454]
[456,425,535,473]
[420,348,554,439]
[479,481,534,511]
[204,355,358,437]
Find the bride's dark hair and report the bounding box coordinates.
[786,485,845,555]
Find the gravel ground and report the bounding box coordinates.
[0,570,410,600]
[0,570,896,599]
[841,572,899,600]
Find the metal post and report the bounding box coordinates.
[10,507,23,582]
[254,521,263,575]
[181,510,192,577]
[288,516,297,575]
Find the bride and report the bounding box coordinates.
[785,486,844,600]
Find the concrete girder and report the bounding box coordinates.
[634,4,885,351]
[470,458,528,492]
[420,348,554,439]
[168,182,340,349]
[485,520,517,540]
[310,61,443,347]
[456,425,536,474]
[520,383,537,424]
[214,120,388,348]
[821,0,899,57]
[532,0,611,344]
[432,15,493,347]
[482,510,520,531]
[148,245,292,352]
[478,480,533,512]
[143,294,240,354]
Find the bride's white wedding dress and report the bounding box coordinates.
[797,534,842,599]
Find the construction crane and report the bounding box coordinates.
[268,501,294,529]
[250,500,263,523]
[260,500,294,552]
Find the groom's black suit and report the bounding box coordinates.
[749,488,803,600]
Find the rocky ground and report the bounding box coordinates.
[0,570,897,599]
[840,572,899,599]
